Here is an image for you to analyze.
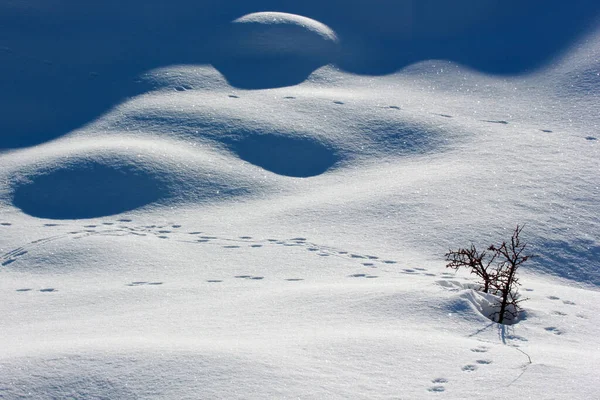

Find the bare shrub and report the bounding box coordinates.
[445,225,533,324]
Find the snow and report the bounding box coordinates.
[1,1,600,399]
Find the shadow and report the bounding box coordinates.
[225,134,339,177]
[1,0,599,149]
[12,161,167,219]
[533,238,600,286]
[212,56,330,90]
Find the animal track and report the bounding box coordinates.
[348,273,378,278]
[40,288,57,292]
[505,334,528,342]
[483,120,509,124]
[285,278,304,281]
[1,222,13,226]
[562,300,576,305]
[16,288,32,292]
[585,136,597,141]
[476,359,492,365]
[1,220,422,286]
[547,296,560,300]
[388,105,400,110]
[462,364,477,372]
[427,386,445,393]
[551,311,567,316]
[544,327,563,335]
[235,275,264,280]
[207,280,223,283]
[471,346,489,353]
[541,129,553,133]
[126,281,163,287]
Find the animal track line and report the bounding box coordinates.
[0,221,419,277]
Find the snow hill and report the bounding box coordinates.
[0,1,599,399]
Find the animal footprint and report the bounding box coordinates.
[126,281,163,287]
[551,311,567,316]
[476,359,493,365]
[207,280,223,283]
[235,275,264,280]
[432,378,448,384]
[388,105,400,110]
[562,300,576,305]
[228,94,240,98]
[547,296,560,300]
[427,386,445,393]
[333,100,344,105]
[585,136,597,141]
[541,129,553,133]
[285,278,304,282]
[471,346,489,353]
[483,120,509,124]
[1,222,13,226]
[462,365,477,372]
[40,288,57,293]
[505,334,528,342]
[348,273,378,279]
[16,288,32,292]
[544,327,563,335]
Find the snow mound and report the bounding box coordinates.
[7,139,261,219]
[213,12,339,89]
[228,12,338,56]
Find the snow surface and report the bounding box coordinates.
[1,1,600,399]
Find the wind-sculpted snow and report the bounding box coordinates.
[5,139,265,219]
[213,12,339,89]
[1,2,600,399]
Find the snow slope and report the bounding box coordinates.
[1,2,599,399]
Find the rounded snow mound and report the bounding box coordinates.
[213,12,339,89]
[227,12,338,58]
[8,140,259,220]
